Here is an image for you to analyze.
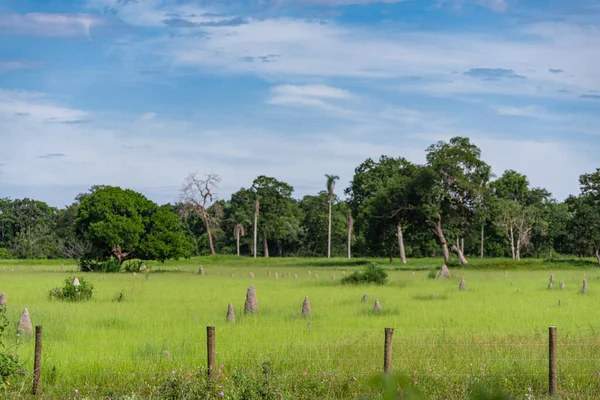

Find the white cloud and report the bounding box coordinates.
[0,13,103,37]
[0,61,35,72]
[0,90,596,206]
[477,0,508,12]
[125,16,599,99]
[492,105,560,120]
[267,84,353,111]
[0,90,87,122]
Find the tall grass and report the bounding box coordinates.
[1,256,599,398]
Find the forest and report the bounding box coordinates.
[0,136,599,266]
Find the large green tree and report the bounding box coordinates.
[568,169,600,264]
[419,137,492,264]
[76,186,192,269]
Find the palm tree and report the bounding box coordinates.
[253,200,259,258]
[234,224,245,256]
[325,174,339,259]
[347,214,354,259]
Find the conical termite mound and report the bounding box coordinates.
[373,299,382,313]
[437,265,450,279]
[18,308,33,335]
[244,285,258,314]
[459,277,467,291]
[302,296,311,317]
[361,294,369,303]
[226,303,235,324]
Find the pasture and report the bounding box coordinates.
[1,257,600,399]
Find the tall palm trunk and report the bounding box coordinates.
[327,200,332,259]
[253,200,259,259]
[347,215,353,260]
[263,230,269,258]
[397,223,406,264]
[480,224,484,258]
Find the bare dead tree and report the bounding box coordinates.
[234,224,245,257]
[181,172,221,255]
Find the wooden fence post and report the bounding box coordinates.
[32,325,42,395]
[384,328,394,373]
[549,326,557,396]
[207,326,216,379]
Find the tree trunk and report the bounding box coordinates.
[480,224,484,259]
[460,238,464,254]
[236,234,240,257]
[389,253,393,264]
[201,210,216,255]
[549,248,552,259]
[595,247,600,266]
[253,215,258,259]
[327,200,332,259]
[509,226,515,260]
[451,244,468,265]
[397,223,406,264]
[347,225,351,260]
[263,230,269,258]
[516,235,521,261]
[429,217,450,264]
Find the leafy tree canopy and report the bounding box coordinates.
[76,186,193,267]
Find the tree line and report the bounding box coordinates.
[0,137,599,266]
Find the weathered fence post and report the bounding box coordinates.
[207,326,216,379]
[32,325,42,395]
[384,328,394,373]
[549,326,557,396]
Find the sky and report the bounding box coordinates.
[0,0,599,207]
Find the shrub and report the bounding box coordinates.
[123,259,147,273]
[0,248,10,260]
[341,263,388,285]
[49,277,94,302]
[427,269,437,279]
[0,304,22,395]
[79,256,121,273]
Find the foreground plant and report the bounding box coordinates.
[49,277,94,302]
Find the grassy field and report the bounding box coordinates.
[1,256,600,399]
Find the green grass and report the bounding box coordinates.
[1,256,600,399]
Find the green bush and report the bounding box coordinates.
[341,263,388,285]
[0,304,22,395]
[123,259,147,273]
[79,256,121,273]
[49,277,94,302]
[0,248,10,260]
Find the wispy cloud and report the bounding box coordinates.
[267,84,353,112]
[38,153,66,159]
[0,13,103,37]
[463,68,525,81]
[549,68,564,74]
[492,105,559,120]
[477,0,508,12]
[581,94,600,100]
[0,90,88,122]
[0,61,37,72]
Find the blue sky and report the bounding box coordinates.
[0,0,599,207]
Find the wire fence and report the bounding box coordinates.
[16,325,600,397]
